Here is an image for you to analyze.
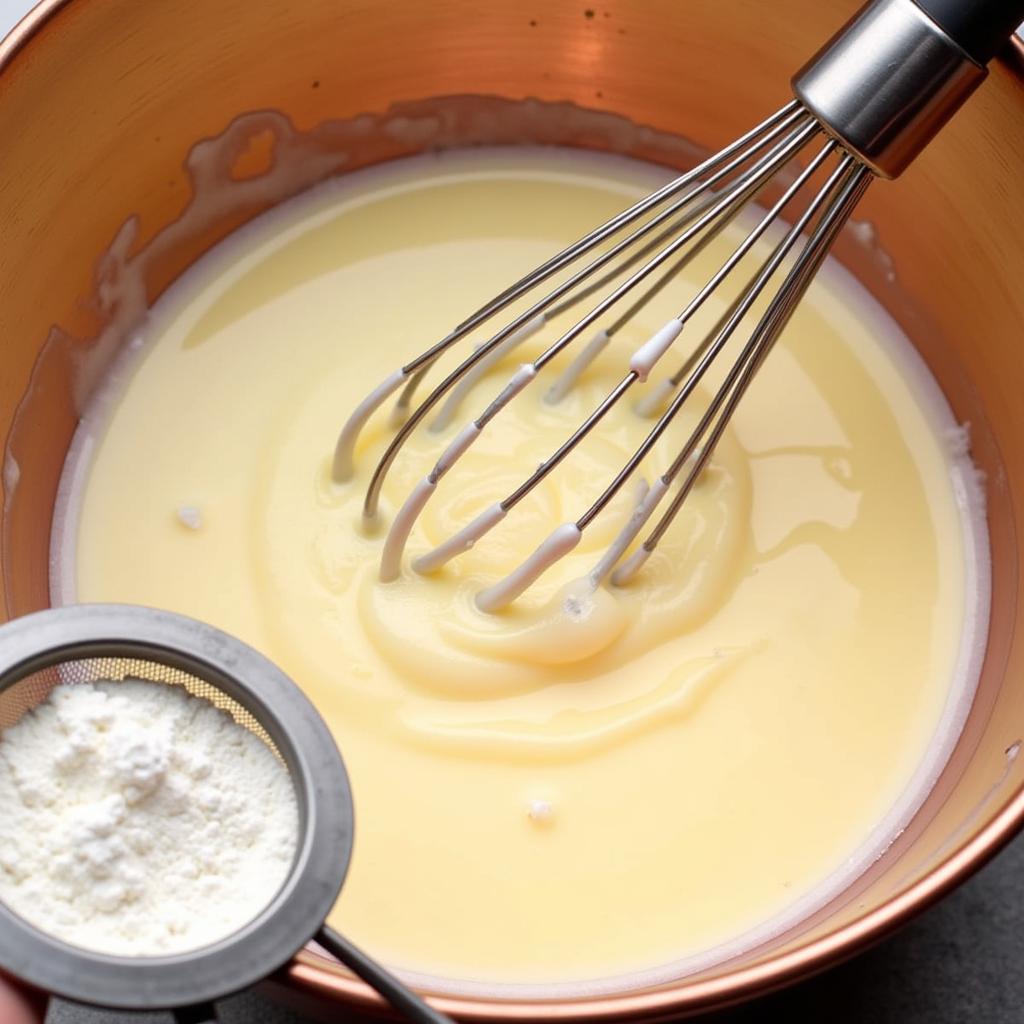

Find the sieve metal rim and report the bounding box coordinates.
[0,603,355,1011]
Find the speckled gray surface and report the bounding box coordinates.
[44,831,1024,1023]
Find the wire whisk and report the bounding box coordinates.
[332,0,1022,613]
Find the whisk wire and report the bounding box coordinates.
[355,109,874,605]
[484,134,838,524]
[472,149,862,612]
[407,139,838,600]
[377,121,825,579]
[576,148,855,535]
[393,103,806,388]
[611,163,873,585]
[425,115,820,437]
[334,103,807,501]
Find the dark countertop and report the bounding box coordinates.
[48,829,1024,1024]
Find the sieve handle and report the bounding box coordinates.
[173,1002,218,1023]
[316,925,452,1024]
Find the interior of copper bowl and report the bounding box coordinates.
[1,0,1023,1019]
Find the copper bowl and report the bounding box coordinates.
[1,0,1023,1019]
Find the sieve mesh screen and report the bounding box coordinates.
[0,654,282,760]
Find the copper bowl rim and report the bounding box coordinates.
[2,2,1023,1018]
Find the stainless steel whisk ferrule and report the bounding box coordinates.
[333,0,1024,612]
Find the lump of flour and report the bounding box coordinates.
[0,681,298,956]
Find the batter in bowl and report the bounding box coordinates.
[51,147,988,994]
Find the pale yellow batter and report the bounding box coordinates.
[56,148,986,992]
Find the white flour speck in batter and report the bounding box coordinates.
[0,680,298,956]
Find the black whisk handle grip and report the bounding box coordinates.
[913,0,1024,64]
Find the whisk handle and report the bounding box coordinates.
[315,925,453,1024]
[913,0,1024,65]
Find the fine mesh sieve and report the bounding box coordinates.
[0,604,450,1024]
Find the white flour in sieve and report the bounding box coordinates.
[0,680,299,956]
